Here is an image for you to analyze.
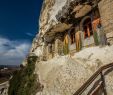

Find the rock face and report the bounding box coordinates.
[0,81,9,95]
[35,45,113,95]
[28,0,113,95]
[30,0,74,60]
[39,0,71,35]
[98,0,113,44]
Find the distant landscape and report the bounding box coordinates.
[0,65,20,84]
[0,65,20,69]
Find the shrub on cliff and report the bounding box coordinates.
[8,56,43,95]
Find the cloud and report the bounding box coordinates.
[0,37,31,65]
[26,32,34,37]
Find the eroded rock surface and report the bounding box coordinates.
[28,0,113,94]
[35,45,113,95]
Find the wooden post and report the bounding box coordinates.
[100,71,107,95]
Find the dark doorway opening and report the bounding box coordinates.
[83,17,93,39]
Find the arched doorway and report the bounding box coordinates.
[83,17,93,38]
[80,16,95,47]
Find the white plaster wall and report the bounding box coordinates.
[83,36,94,47]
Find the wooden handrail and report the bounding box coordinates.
[73,63,113,95]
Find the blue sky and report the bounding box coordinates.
[0,0,43,65]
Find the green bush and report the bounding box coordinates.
[8,56,43,95]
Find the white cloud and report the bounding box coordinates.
[0,37,9,45]
[26,32,34,37]
[0,37,31,65]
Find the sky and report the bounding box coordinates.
[0,0,43,65]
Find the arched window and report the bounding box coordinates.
[83,18,93,39]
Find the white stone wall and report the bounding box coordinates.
[83,36,95,47]
[69,43,76,51]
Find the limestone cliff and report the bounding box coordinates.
[28,0,113,95]
[30,0,73,57]
[34,45,113,95]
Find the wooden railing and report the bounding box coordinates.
[73,63,113,95]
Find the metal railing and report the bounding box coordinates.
[73,63,113,95]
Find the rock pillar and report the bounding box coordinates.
[98,0,113,44]
[55,33,63,56]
